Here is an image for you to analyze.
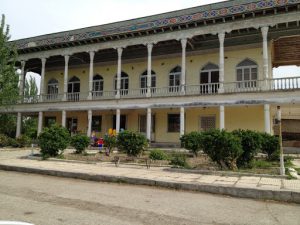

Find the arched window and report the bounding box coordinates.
[114,72,129,95]
[47,79,58,100]
[200,63,219,93]
[68,76,80,101]
[236,59,258,88]
[140,70,156,94]
[169,66,181,92]
[92,74,104,97]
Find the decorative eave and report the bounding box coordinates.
[11,0,300,53]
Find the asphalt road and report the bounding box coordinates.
[0,171,299,225]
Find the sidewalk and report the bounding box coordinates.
[0,150,300,203]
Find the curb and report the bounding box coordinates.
[0,164,299,204]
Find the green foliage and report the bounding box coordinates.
[16,134,31,147]
[117,130,148,157]
[24,75,38,103]
[103,134,117,153]
[201,129,243,170]
[149,149,169,160]
[22,117,38,139]
[0,114,16,137]
[170,152,190,168]
[70,134,90,154]
[232,129,262,168]
[0,133,9,147]
[180,131,203,156]
[260,133,280,160]
[7,137,18,147]
[0,14,19,106]
[38,124,70,158]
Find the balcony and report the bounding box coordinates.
[21,77,300,104]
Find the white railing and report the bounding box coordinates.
[186,83,219,95]
[20,77,300,104]
[270,77,300,90]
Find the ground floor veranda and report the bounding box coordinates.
[13,104,278,144]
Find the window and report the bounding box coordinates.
[114,72,129,95]
[92,74,104,97]
[44,117,56,127]
[92,116,102,132]
[113,115,127,130]
[169,66,181,92]
[200,63,219,94]
[200,116,216,131]
[168,114,180,132]
[47,79,58,100]
[140,70,156,94]
[139,115,155,133]
[68,76,80,101]
[236,59,258,88]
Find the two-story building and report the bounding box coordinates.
[2,0,300,145]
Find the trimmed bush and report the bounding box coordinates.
[70,134,90,154]
[117,131,148,157]
[180,131,203,156]
[16,135,31,148]
[38,124,70,158]
[233,129,262,168]
[170,152,189,168]
[103,134,117,154]
[149,149,168,160]
[260,133,280,160]
[0,134,9,147]
[7,137,18,148]
[202,129,243,170]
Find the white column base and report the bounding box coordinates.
[264,104,271,134]
[180,107,185,137]
[62,110,66,127]
[146,108,152,141]
[38,112,43,135]
[16,112,22,138]
[116,109,120,134]
[219,105,225,130]
[87,110,92,137]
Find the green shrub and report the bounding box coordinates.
[0,134,9,147]
[180,131,203,156]
[170,152,190,168]
[7,137,18,148]
[16,135,31,148]
[38,124,70,158]
[70,134,90,154]
[232,129,262,168]
[117,130,148,157]
[103,134,117,153]
[149,149,168,160]
[260,133,280,160]
[202,129,243,170]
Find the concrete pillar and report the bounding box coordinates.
[40,58,46,101]
[116,48,123,99]
[88,51,95,100]
[62,110,66,127]
[219,105,225,130]
[116,109,120,133]
[218,32,225,93]
[264,104,271,134]
[180,38,187,94]
[180,107,185,136]
[146,43,153,97]
[38,111,43,135]
[63,55,70,101]
[16,112,22,138]
[146,108,152,141]
[19,61,26,100]
[87,109,92,137]
[261,26,269,90]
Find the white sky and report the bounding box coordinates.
[1,0,299,92]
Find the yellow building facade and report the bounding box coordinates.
[2,0,300,145]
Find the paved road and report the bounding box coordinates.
[0,171,300,225]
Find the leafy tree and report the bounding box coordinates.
[22,116,38,139]
[0,14,19,106]
[70,134,90,154]
[24,75,38,98]
[0,114,16,137]
[180,131,204,157]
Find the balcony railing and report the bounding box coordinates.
[20,77,300,104]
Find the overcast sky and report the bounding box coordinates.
[1,0,299,89]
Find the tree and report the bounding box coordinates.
[24,75,38,98]
[0,14,19,106]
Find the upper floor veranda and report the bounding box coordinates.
[10,0,300,106]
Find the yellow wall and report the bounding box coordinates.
[44,47,266,93]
